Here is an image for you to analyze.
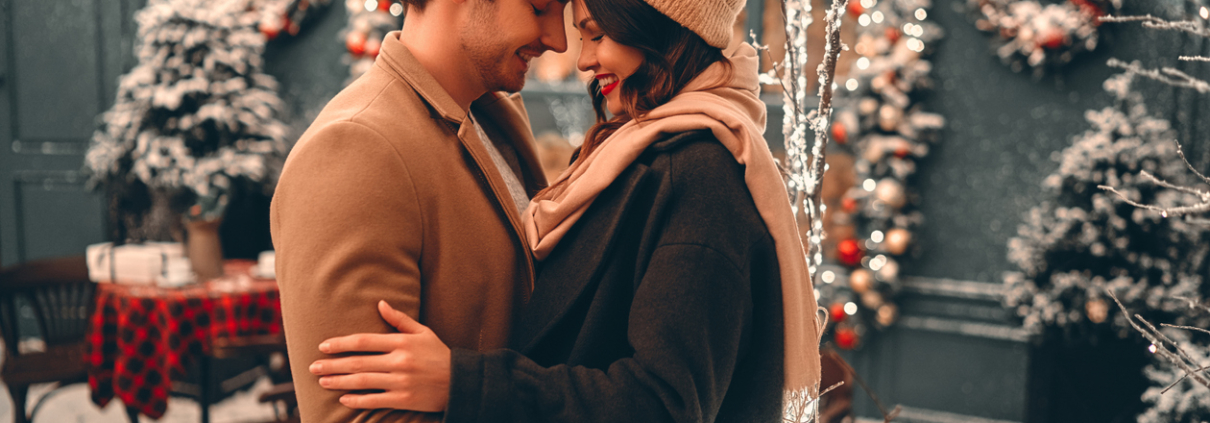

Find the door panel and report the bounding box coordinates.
[0,0,139,266]
[11,0,101,144]
[12,170,104,262]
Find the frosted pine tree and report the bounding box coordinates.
[1004,71,1210,339]
[84,0,289,242]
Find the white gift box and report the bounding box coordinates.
[254,250,275,279]
[86,242,193,286]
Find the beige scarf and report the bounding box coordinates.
[521,44,822,399]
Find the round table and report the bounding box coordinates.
[86,260,282,419]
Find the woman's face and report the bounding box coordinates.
[572,0,644,116]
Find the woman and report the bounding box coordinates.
[309,0,822,420]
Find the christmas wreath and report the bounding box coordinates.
[968,0,1118,76]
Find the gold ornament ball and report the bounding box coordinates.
[1086,298,1109,324]
[878,104,903,132]
[849,269,873,294]
[861,291,884,309]
[877,258,899,282]
[885,228,912,255]
[863,141,887,163]
[876,304,898,326]
[875,179,907,209]
[859,98,880,115]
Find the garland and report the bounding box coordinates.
[340,0,404,82]
[259,0,334,40]
[815,0,944,350]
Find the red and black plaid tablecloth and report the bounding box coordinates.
[86,260,282,419]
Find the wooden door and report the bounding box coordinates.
[0,0,146,266]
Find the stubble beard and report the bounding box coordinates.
[460,3,528,93]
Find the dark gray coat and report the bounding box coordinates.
[446,131,786,423]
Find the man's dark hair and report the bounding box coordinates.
[403,0,496,11]
[401,0,431,10]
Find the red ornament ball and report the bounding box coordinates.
[837,238,864,267]
[365,37,382,57]
[1071,0,1106,19]
[831,122,848,144]
[259,16,283,40]
[835,328,859,350]
[1037,29,1067,50]
[829,303,847,324]
[346,31,368,56]
[841,197,859,213]
[847,1,864,17]
[378,0,393,11]
[885,27,901,44]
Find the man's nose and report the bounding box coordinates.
[541,12,568,53]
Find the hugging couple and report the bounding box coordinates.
[270,0,823,421]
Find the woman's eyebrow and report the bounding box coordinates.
[577,17,595,30]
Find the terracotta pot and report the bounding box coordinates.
[185,218,224,282]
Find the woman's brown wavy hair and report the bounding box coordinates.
[572,0,733,165]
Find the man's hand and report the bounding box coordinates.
[309,300,451,412]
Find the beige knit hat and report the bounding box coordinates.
[643,0,744,49]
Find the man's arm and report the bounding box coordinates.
[271,121,439,423]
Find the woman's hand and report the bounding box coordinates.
[309,300,451,412]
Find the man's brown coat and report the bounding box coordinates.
[271,31,546,423]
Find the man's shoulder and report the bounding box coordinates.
[302,67,449,150]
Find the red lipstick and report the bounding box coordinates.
[596,74,620,96]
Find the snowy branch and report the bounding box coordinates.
[1108,289,1210,390]
[1107,58,1210,94]
[1099,14,1210,38]
[1094,15,1210,219]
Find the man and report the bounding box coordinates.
[270,0,568,421]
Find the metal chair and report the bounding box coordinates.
[257,381,299,423]
[201,333,292,423]
[0,256,93,423]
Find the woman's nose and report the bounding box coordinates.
[577,46,595,72]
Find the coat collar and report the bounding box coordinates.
[375,31,466,124]
[376,30,546,192]
[377,31,547,296]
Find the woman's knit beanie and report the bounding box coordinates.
[642,0,744,49]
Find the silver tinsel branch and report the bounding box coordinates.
[805,0,849,282]
[769,2,848,420]
[773,0,849,287]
